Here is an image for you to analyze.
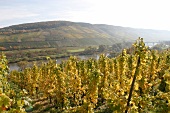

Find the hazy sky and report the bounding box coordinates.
[0,0,170,30]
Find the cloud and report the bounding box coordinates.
[1,0,170,30]
[0,8,39,21]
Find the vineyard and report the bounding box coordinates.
[1,38,170,112]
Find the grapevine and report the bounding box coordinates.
[6,38,170,112]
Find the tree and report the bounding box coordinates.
[17,61,29,70]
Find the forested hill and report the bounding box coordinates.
[0,21,170,50]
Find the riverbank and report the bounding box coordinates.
[4,46,88,63]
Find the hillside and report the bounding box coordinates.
[0,21,170,50]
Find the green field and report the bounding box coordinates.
[67,48,85,53]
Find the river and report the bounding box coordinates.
[9,54,101,71]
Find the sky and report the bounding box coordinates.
[0,0,170,31]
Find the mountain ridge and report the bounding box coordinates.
[0,21,170,50]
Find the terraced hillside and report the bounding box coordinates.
[1,21,170,50]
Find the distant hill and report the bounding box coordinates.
[0,21,170,50]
